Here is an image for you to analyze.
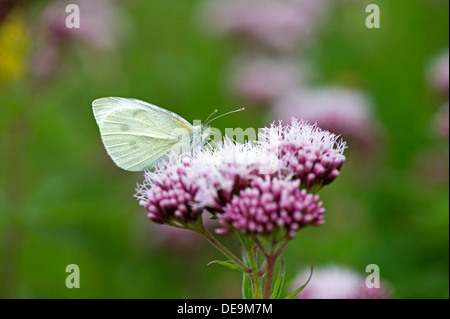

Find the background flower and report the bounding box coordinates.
[200,0,330,53]
[434,102,449,139]
[427,49,449,97]
[273,87,380,152]
[30,0,122,79]
[36,0,120,50]
[228,55,307,105]
[292,265,391,299]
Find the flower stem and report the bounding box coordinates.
[262,237,290,299]
[247,244,262,299]
[263,255,276,299]
[196,224,249,272]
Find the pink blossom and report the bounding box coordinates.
[192,138,277,209]
[136,158,207,226]
[259,118,346,191]
[217,176,325,237]
[136,120,346,238]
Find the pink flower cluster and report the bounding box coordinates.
[260,119,346,190]
[136,119,346,238]
[140,164,202,226]
[218,177,324,238]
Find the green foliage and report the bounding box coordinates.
[270,259,286,299]
[285,266,313,299]
[0,0,448,298]
[207,260,245,273]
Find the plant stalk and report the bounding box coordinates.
[196,224,249,272]
[247,244,262,299]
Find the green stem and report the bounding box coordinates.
[274,238,290,259]
[247,244,262,299]
[258,259,267,277]
[196,224,249,272]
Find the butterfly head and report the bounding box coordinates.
[188,108,245,155]
[190,124,211,150]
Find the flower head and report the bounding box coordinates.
[136,120,343,238]
[217,176,325,237]
[192,137,278,209]
[135,156,207,226]
[135,139,276,224]
[259,118,346,191]
[291,265,391,299]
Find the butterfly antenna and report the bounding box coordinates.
[204,109,218,124]
[206,107,245,125]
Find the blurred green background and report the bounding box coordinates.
[0,0,448,298]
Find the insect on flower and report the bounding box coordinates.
[92,97,243,171]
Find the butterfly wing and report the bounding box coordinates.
[93,97,193,171]
[92,97,192,127]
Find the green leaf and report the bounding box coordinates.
[207,260,246,273]
[270,258,286,299]
[285,265,314,299]
[242,273,253,299]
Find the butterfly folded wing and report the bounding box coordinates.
[92,97,193,128]
[99,107,192,171]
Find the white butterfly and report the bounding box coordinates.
[92,97,209,171]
